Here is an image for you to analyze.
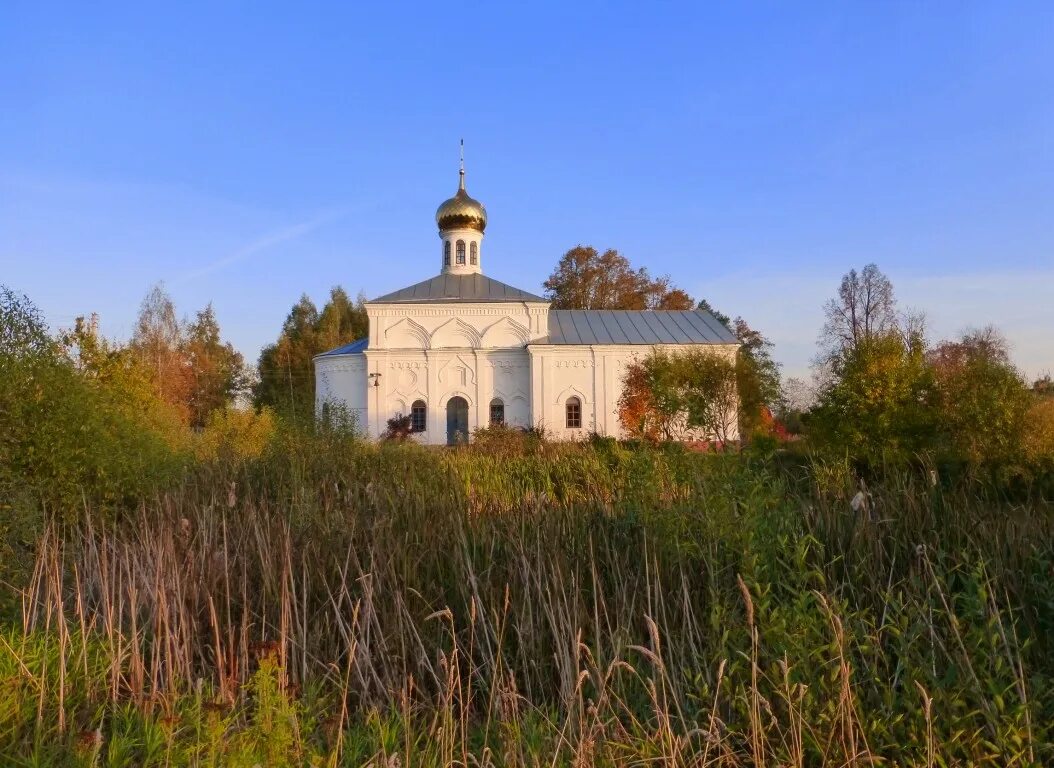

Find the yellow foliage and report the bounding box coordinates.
[1022,397,1054,464]
[196,407,277,461]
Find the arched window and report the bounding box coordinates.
[456,240,466,264]
[411,400,427,433]
[565,397,582,429]
[470,242,478,265]
[443,241,451,266]
[490,398,504,426]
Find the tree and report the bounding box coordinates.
[256,294,319,418]
[316,287,368,353]
[777,377,815,435]
[543,246,693,310]
[673,350,741,444]
[809,331,937,465]
[696,298,731,327]
[617,354,683,441]
[618,349,741,445]
[183,304,248,429]
[255,287,368,420]
[819,264,898,360]
[731,317,782,436]
[697,299,782,437]
[129,283,192,422]
[929,328,1031,467]
[2,290,189,509]
[0,285,52,361]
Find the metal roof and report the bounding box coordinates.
[370,273,545,304]
[546,310,738,345]
[317,337,368,357]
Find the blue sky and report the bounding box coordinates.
[2,2,1052,381]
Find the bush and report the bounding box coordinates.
[809,332,936,466]
[384,413,413,441]
[470,423,547,455]
[196,406,277,462]
[0,290,189,512]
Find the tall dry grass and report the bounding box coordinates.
[4,438,1053,765]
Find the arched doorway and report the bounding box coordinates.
[446,396,469,445]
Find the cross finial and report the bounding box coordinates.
[459,139,465,190]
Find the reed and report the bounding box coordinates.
[2,438,1052,765]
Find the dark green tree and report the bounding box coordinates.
[255,287,368,421]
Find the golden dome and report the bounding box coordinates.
[436,170,487,232]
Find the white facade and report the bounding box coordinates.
[314,163,741,444]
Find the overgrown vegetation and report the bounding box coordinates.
[2,275,1053,765]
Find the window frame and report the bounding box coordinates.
[443,241,451,266]
[489,398,505,426]
[565,397,582,429]
[456,240,466,264]
[410,400,427,433]
[470,241,478,265]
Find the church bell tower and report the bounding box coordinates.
[435,142,487,276]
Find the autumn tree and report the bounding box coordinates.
[929,328,1032,467]
[543,246,693,310]
[130,283,192,422]
[2,288,189,507]
[182,304,248,429]
[617,354,683,441]
[127,285,247,428]
[618,350,741,445]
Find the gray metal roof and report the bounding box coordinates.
[370,273,545,304]
[317,337,368,357]
[546,310,738,345]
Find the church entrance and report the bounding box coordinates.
[446,396,469,445]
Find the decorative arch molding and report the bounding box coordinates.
[440,390,475,408]
[480,316,530,347]
[384,318,430,349]
[493,382,530,400]
[430,317,482,349]
[391,365,420,392]
[554,385,589,406]
[437,354,477,388]
[390,388,427,406]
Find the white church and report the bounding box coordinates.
[314,160,740,445]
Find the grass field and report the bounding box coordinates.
[3,435,1053,766]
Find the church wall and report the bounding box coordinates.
[314,354,368,433]
[528,343,741,441]
[317,301,740,444]
[359,301,545,444]
[360,348,532,443]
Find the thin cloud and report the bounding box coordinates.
[171,206,350,285]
